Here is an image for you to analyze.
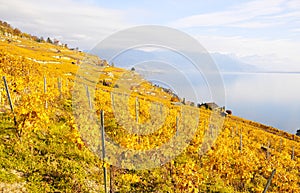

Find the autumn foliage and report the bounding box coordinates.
[0,22,299,192]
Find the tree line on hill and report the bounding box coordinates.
[0,20,79,50]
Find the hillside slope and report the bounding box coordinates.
[0,22,299,192]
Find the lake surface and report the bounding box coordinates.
[107,48,299,134]
[222,72,300,134]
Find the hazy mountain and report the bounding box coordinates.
[210,52,257,73]
[107,49,258,73]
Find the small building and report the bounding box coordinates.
[206,102,219,109]
[185,101,195,107]
[171,102,183,106]
[53,39,62,46]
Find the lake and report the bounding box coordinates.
[222,72,300,134]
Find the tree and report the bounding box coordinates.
[36,36,45,43]
[3,21,9,27]
[21,33,31,39]
[171,95,180,102]
[296,129,300,136]
[226,110,232,115]
[46,37,53,44]
[13,28,21,36]
[31,36,39,42]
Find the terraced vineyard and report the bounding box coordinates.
[0,21,299,192]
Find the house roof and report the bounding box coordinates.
[205,102,219,109]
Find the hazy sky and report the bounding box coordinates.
[1,0,300,71]
[1,0,300,133]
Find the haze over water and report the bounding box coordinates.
[112,49,300,134]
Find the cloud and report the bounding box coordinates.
[0,0,132,49]
[228,21,282,29]
[169,0,300,31]
[226,73,300,103]
[239,54,299,71]
[167,0,300,72]
[287,0,300,9]
[291,28,300,32]
[195,35,300,71]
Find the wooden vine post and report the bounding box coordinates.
[0,88,3,106]
[110,92,114,107]
[279,138,282,153]
[170,161,176,193]
[44,76,48,109]
[109,165,114,193]
[85,85,92,110]
[135,97,139,123]
[100,110,108,193]
[176,116,179,136]
[239,131,243,153]
[57,77,62,99]
[267,140,271,160]
[263,169,276,193]
[2,76,17,126]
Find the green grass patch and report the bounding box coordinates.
[0,121,104,192]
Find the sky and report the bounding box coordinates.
[1,0,300,133]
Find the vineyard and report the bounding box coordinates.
[0,22,299,192]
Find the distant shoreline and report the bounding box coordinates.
[221,71,300,75]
